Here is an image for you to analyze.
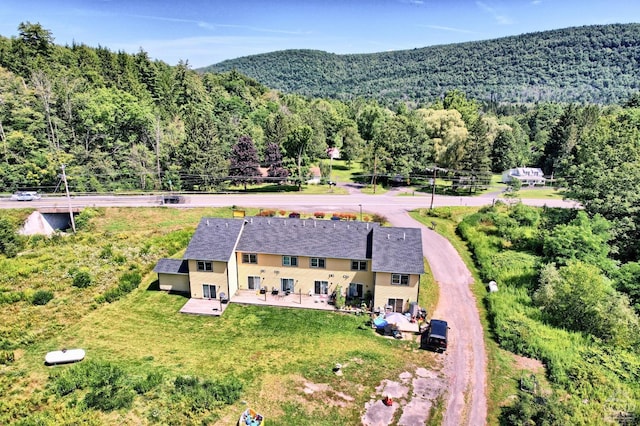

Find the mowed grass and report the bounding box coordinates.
[2,206,441,425]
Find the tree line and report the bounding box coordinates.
[2,23,640,261]
[205,23,640,106]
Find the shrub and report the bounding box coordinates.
[0,291,24,305]
[99,244,113,259]
[72,270,92,288]
[74,208,99,231]
[50,360,135,411]
[0,217,24,257]
[31,290,53,306]
[371,213,387,224]
[0,350,15,365]
[134,371,164,394]
[173,375,243,411]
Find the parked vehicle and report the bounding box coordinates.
[12,191,41,201]
[421,319,449,352]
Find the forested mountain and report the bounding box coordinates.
[203,23,640,105]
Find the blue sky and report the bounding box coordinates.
[1,0,640,68]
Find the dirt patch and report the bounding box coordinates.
[362,368,447,426]
[301,380,355,408]
[513,354,544,373]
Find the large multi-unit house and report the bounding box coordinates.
[154,216,424,313]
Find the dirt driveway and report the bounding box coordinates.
[385,209,487,426]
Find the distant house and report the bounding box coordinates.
[154,216,424,313]
[306,166,322,184]
[501,167,546,186]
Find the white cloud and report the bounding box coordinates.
[421,24,477,34]
[476,1,514,25]
[128,14,309,35]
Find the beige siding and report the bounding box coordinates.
[373,272,420,312]
[236,253,374,295]
[188,260,230,299]
[158,273,190,293]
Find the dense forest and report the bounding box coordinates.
[205,23,640,105]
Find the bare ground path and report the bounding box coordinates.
[385,209,487,426]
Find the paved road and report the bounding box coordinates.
[0,191,577,425]
[0,191,578,213]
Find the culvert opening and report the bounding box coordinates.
[20,211,80,235]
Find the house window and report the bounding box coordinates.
[281,278,295,293]
[387,298,404,312]
[314,280,329,295]
[392,274,410,286]
[310,257,326,268]
[242,253,257,264]
[247,276,261,290]
[197,261,213,272]
[351,260,367,271]
[282,256,298,267]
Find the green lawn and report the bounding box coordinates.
[1,207,441,425]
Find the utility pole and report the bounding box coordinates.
[61,164,76,233]
[430,167,437,210]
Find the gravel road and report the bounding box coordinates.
[385,209,486,426]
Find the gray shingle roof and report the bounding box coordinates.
[153,258,189,274]
[236,217,378,260]
[183,218,244,261]
[180,216,424,275]
[371,227,424,274]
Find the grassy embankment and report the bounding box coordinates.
[410,206,547,426]
[0,206,441,425]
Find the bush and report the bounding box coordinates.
[31,290,53,306]
[371,213,387,224]
[74,208,99,231]
[72,270,92,288]
[134,371,164,394]
[50,360,135,411]
[0,350,15,365]
[0,217,23,258]
[173,375,243,411]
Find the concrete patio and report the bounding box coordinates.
[179,289,338,316]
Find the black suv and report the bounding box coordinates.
[421,319,449,352]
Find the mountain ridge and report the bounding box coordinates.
[201,23,640,105]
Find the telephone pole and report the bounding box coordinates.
[61,164,76,233]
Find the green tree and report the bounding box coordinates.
[283,125,314,191]
[417,108,468,170]
[542,211,614,272]
[534,262,639,347]
[565,109,640,261]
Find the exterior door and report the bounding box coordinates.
[349,283,363,298]
[281,278,295,293]
[314,280,328,295]
[387,298,404,313]
[247,276,260,290]
[203,284,216,299]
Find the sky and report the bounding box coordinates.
[1,0,640,69]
